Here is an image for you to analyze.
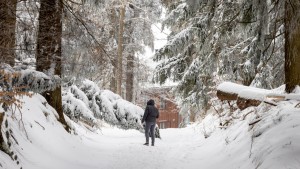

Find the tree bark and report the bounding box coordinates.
[125,6,139,102]
[36,0,69,131]
[216,90,238,101]
[109,8,117,93]
[0,112,8,154]
[126,54,134,102]
[285,0,300,93]
[110,59,117,93]
[236,97,261,110]
[217,89,261,110]
[117,5,125,96]
[0,0,17,66]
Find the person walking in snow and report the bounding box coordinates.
[142,99,159,146]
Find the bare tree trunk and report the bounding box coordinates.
[126,54,134,102]
[125,5,139,102]
[117,5,125,96]
[36,0,69,131]
[111,59,117,93]
[285,0,300,93]
[0,0,17,66]
[109,8,117,93]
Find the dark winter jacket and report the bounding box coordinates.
[142,99,159,123]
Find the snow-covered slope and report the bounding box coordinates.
[1,94,300,169]
[0,94,146,169]
[187,100,300,169]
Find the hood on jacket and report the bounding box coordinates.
[147,99,155,106]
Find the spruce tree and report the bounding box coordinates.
[36,0,69,131]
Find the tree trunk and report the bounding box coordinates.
[109,8,117,93]
[0,0,17,66]
[36,0,69,131]
[117,5,125,96]
[285,0,300,93]
[125,6,139,102]
[126,54,134,102]
[216,90,238,101]
[110,58,117,93]
[0,112,9,154]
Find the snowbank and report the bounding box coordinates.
[0,94,145,169]
[189,99,300,169]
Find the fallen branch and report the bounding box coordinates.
[263,100,277,106]
[34,121,45,130]
[218,126,228,129]
[249,118,262,126]
[242,110,254,120]
[10,133,19,145]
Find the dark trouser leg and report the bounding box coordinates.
[145,122,151,143]
[150,123,155,145]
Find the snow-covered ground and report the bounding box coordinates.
[1,94,300,169]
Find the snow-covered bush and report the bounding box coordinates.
[92,90,119,124]
[69,85,89,105]
[62,79,143,130]
[0,64,60,111]
[0,63,61,94]
[80,79,101,100]
[62,91,97,126]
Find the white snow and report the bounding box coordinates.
[217,81,250,94]
[217,82,300,102]
[1,92,300,169]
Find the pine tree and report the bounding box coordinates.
[285,0,300,93]
[0,0,17,66]
[155,0,285,115]
[36,0,69,131]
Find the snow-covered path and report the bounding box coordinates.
[1,95,209,169]
[75,127,204,169]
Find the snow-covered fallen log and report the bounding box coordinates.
[216,82,247,101]
[217,82,300,110]
[216,82,269,109]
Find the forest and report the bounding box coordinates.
[0,0,300,169]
